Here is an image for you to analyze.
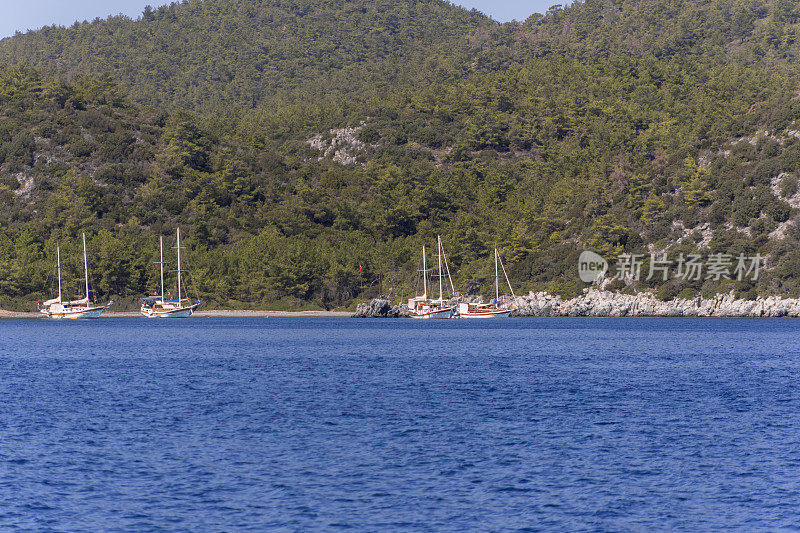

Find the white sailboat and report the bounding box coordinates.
[140,228,200,318]
[408,236,456,319]
[458,248,517,319]
[40,234,112,319]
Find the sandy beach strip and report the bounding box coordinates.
[0,310,42,319]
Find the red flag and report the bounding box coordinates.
[359,264,363,273]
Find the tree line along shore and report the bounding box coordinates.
[3,1,800,311]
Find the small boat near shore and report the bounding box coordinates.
[408,295,455,319]
[458,301,512,319]
[40,234,112,319]
[140,228,200,318]
[408,236,456,319]
[140,297,199,318]
[458,248,517,319]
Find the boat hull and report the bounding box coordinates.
[140,303,199,318]
[459,309,512,319]
[409,307,455,319]
[41,305,108,320]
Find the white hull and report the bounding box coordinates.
[408,238,456,320]
[41,305,108,320]
[141,229,199,319]
[459,309,512,319]
[42,235,108,320]
[409,307,455,319]
[140,303,199,318]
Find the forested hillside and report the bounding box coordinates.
[0,0,489,112]
[3,0,800,310]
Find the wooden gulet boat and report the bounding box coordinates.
[458,248,517,319]
[408,236,456,319]
[39,234,112,319]
[140,228,201,318]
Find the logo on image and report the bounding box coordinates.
[578,251,608,283]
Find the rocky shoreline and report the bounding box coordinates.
[6,293,796,319]
[514,290,800,317]
[353,290,800,318]
[352,299,409,318]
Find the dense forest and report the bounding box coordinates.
[0,0,489,112]
[3,0,800,310]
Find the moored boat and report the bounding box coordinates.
[41,298,110,319]
[40,234,112,319]
[458,248,517,319]
[408,296,455,319]
[457,301,512,319]
[140,297,200,318]
[408,236,456,319]
[140,228,200,318]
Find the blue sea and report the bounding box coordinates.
[1,317,800,530]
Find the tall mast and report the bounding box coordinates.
[495,248,499,302]
[437,235,443,302]
[422,245,427,299]
[160,235,165,302]
[83,233,90,301]
[176,227,182,302]
[441,245,456,296]
[498,252,517,303]
[57,244,62,303]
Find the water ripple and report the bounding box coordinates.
[1,317,799,530]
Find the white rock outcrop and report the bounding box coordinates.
[307,124,366,165]
[513,289,800,317]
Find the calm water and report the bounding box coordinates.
[1,318,800,530]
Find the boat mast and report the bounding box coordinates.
[176,227,182,302]
[498,252,517,302]
[83,233,90,302]
[441,243,456,297]
[57,244,62,303]
[495,248,499,302]
[422,245,427,299]
[160,235,165,302]
[437,235,443,302]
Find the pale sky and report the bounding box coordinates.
[0,0,559,39]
